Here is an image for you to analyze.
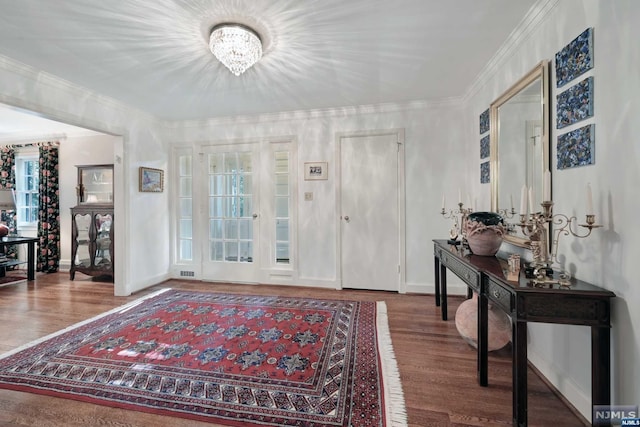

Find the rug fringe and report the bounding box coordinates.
[376,301,408,427]
[0,288,172,360]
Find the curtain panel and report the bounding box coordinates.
[37,145,60,273]
[0,147,18,263]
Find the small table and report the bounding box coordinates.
[0,236,38,281]
[433,239,615,427]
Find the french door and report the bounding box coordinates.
[201,144,260,282]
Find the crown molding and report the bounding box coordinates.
[164,96,463,130]
[0,128,107,144]
[462,0,559,104]
[0,54,158,131]
[1,50,464,133]
[0,133,67,145]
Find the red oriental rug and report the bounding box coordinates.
[0,289,407,426]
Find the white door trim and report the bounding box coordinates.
[335,128,406,293]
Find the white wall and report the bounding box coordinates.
[3,0,638,418]
[168,101,469,293]
[0,55,171,296]
[0,55,471,297]
[464,0,640,419]
[58,134,116,269]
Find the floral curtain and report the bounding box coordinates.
[37,145,60,272]
[0,147,18,262]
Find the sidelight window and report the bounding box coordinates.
[177,153,193,261]
[274,151,290,264]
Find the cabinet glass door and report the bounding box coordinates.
[74,214,91,267]
[95,214,112,266]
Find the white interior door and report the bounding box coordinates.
[340,133,400,291]
[201,144,260,283]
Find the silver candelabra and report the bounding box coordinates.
[497,207,517,234]
[441,202,472,244]
[519,200,600,286]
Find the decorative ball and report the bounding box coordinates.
[455,294,511,351]
[0,224,9,237]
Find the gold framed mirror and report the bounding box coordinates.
[490,60,550,247]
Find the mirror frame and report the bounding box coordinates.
[490,60,550,248]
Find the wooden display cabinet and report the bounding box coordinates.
[71,165,114,281]
[70,205,113,281]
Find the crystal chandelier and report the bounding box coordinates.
[209,24,263,76]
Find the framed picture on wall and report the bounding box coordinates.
[556,76,594,129]
[480,161,490,184]
[479,108,490,134]
[557,124,595,169]
[139,167,164,192]
[304,162,328,180]
[555,27,594,88]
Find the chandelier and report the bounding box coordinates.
[209,23,263,76]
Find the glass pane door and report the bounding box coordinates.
[202,145,259,282]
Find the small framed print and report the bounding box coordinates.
[304,162,328,180]
[139,167,164,192]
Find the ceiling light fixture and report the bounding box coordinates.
[209,23,263,76]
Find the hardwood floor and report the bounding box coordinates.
[0,273,588,426]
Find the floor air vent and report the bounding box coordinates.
[179,271,195,277]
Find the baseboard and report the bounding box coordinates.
[528,350,591,425]
[124,272,171,296]
[405,281,468,296]
[297,276,341,290]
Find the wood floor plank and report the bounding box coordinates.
[0,273,588,426]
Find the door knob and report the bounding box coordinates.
[252,213,258,219]
[344,216,350,222]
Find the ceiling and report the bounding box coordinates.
[0,0,538,127]
[0,104,103,141]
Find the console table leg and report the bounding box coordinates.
[434,256,441,307]
[513,320,528,427]
[592,326,611,414]
[440,264,448,321]
[27,241,35,281]
[478,290,488,387]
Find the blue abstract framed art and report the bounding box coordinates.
[480,161,490,183]
[556,28,594,88]
[480,135,490,159]
[557,76,594,129]
[479,108,489,134]
[557,124,595,169]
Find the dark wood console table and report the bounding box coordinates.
[433,239,615,427]
[0,236,38,281]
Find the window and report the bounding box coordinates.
[274,151,290,264]
[15,154,39,227]
[177,153,193,261]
